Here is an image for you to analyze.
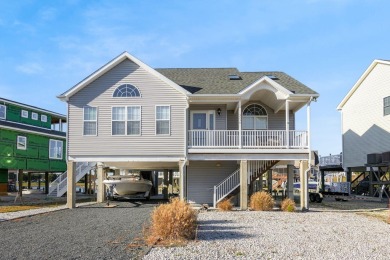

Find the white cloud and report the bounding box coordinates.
[38,7,57,21]
[16,62,44,74]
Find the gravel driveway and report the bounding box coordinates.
[145,206,390,260]
[0,200,160,260]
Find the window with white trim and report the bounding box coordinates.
[384,96,390,116]
[156,106,170,135]
[31,112,38,120]
[41,115,47,122]
[113,84,141,97]
[17,136,27,150]
[242,104,268,130]
[112,107,126,135]
[49,139,63,159]
[21,110,28,118]
[127,106,141,135]
[0,104,5,119]
[83,107,97,135]
[112,106,141,135]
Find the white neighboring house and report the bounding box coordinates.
[338,59,390,170]
[58,52,319,209]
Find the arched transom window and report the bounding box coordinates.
[242,104,268,130]
[113,84,141,97]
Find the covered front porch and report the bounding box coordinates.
[187,75,316,154]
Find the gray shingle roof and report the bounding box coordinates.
[156,68,318,95]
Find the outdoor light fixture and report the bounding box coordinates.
[217,108,221,116]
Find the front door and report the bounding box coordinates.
[190,111,215,146]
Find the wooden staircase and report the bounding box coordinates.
[213,160,279,207]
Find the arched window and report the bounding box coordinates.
[242,104,268,130]
[113,84,141,97]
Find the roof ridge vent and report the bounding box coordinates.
[228,74,242,80]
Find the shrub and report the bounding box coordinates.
[145,198,197,245]
[249,191,274,211]
[281,198,296,212]
[217,198,233,211]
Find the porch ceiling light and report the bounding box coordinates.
[217,108,221,116]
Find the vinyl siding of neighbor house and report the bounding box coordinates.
[342,63,390,169]
[67,59,187,158]
[187,160,238,204]
[226,102,295,130]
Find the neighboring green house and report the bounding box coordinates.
[0,97,66,193]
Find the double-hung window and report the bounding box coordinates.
[112,107,126,135]
[17,136,27,150]
[156,106,170,135]
[49,139,63,159]
[112,106,141,135]
[127,106,141,135]
[0,104,5,119]
[384,96,390,116]
[83,107,97,135]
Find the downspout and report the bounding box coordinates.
[285,99,290,148]
[238,100,242,148]
[184,97,189,159]
[182,97,189,201]
[66,103,69,163]
[303,97,314,210]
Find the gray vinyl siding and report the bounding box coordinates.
[227,110,238,130]
[226,102,295,130]
[189,104,226,130]
[67,59,187,158]
[342,63,390,169]
[187,160,238,204]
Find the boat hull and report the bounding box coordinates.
[103,179,152,196]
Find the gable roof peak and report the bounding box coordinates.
[58,52,190,101]
[337,59,390,110]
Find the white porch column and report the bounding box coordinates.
[59,119,63,132]
[300,160,309,211]
[307,98,311,150]
[238,100,242,148]
[240,160,248,210]
[67,161,76,209]
[179,160,187,201]
[285,100,290,148]
[96,162,105,203]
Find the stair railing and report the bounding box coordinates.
[48,162,95,197]
[213,168,240,208]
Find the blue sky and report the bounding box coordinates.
[0,0,389,155]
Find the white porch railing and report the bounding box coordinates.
[188,130,308,149]
[213,168,240,208]
[48,162,95,197]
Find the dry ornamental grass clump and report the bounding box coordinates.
[281,198,296,212]
[217,198,233,211]
[249,191,274,211]
[145,198,197,245]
